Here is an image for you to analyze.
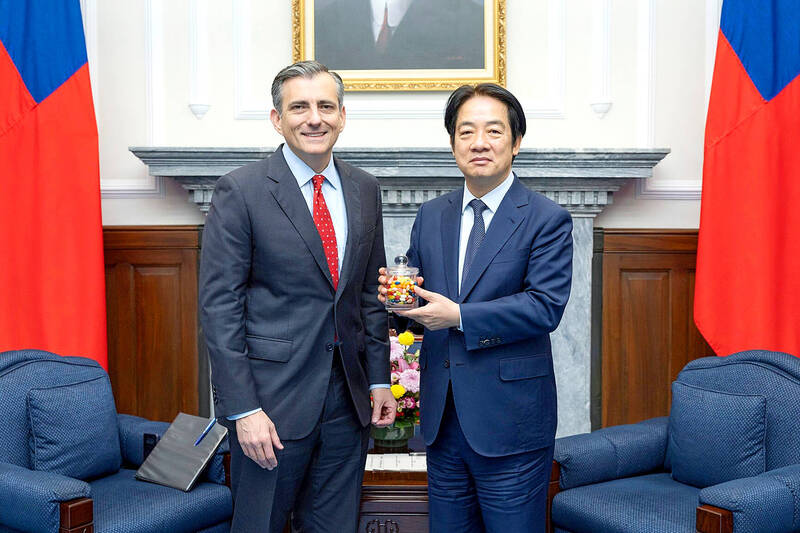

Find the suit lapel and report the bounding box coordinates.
[441,190,463,300]
[267,149,335,291]
[458,177,528,301]
[335,159,361,303]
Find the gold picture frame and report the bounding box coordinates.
[292,0,506,91]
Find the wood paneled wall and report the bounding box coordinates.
[104,226,204,422]
[598,229,714,428]
[101,226,712,428]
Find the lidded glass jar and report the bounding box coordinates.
[385,255,418,310]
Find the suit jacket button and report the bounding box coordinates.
[443,360,450,368]
[326,343,334,351]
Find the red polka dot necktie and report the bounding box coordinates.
[312,174,339,289]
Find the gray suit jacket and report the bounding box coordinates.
[199,146,389,439]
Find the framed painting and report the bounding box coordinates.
[292,0,506,91]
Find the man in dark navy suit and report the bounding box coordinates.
[381,84,573,532]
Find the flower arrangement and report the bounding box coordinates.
[389,331,420,425]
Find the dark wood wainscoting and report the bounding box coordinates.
[597,230,714,428]
[104,226,204,422]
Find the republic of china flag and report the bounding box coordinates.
[695,0,800,358]
[0,0,107,367]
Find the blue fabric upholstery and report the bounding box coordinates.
[28,375,122,480]
[197,522,232,533]
[90,469,232,533]
[554,417,667,490]
[0,350,108,468]
[551,473,699,533]
[667,381,766,488]
[0,461,90,532]
[676,350,800,470]
[0,350,233,532]
[117,414,169,466]
[551,350,800,533]
[699,464,800,533]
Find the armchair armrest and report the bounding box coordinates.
[698,464,800,533]
[0,461,90,532]
[554,416,668,490]
[117,413,170,466]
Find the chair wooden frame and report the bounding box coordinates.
[546,460,734,533]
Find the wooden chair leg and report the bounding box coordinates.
[60,497,93,533]
[223,452,232,488]
[546,460,561,533]
[696,504,733,533]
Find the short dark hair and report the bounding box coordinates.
[271,60,344,115]
[444,83,526,146]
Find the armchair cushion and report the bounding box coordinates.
[555,417,668,490]
[698,463,800,533]
[90,468,232,533]
[0,461,90,533]
[27,375,122,480]
[667,381,766,488]
[551,472,700,533]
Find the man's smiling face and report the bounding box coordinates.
[451,95,521,196]
[270,73,346,172]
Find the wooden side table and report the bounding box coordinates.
[359,469,428,533]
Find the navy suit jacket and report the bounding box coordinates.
[199,146,389,440]
[407,176,573,457]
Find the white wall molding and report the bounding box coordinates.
[635,177,701,200]
[145,0,165,144]
[637,0,720,200]
[101,1,165,196]
[636,0,656,147]
[233,0,566,120]
[189,0,211,119]
[590,0,612,117]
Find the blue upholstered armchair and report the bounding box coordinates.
[548,350,800,533]
[0,349,232,533]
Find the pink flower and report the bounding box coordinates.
[397,357,411,371]
[403,397,416,409]
[398,369,420,393]
[410,361,419,370]
[389,337,404,362]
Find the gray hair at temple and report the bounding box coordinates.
[270,60,345,115]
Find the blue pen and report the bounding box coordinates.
[194,418,217,446]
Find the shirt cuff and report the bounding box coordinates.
[370,384,391,390]
[458,304,464,331]
[227,408,262,421]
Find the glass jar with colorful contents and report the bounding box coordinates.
[385,255,418,310]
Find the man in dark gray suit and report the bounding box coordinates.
[199,60,396,533]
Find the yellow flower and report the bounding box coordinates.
[391,384,406,399]
[397,331,415,346]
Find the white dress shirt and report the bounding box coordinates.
[370,0,413,41]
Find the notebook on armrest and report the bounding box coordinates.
[135,412,227,492]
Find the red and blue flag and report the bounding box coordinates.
[696,0,800,357]
[0,0,107,367]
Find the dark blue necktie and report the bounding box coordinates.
[461,199,488,291]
